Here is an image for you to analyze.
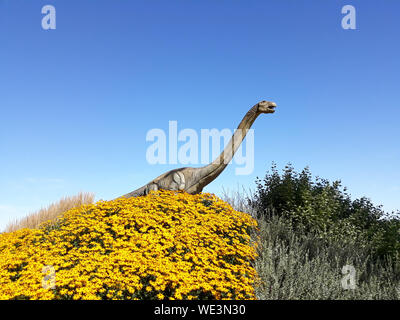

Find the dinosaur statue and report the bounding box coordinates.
[119,100,277,198]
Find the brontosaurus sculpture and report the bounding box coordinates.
[119,100,277,198]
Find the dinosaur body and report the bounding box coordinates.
[119,100,277,199]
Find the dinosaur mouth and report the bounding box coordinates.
[268,105,276,112]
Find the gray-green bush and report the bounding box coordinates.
[222,164,400,300]
[252,213,399,299]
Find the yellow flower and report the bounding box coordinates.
[0,190,258,300]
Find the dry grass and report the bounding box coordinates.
[4,192,95,233]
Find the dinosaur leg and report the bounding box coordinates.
[173,172,186,191]
[147,183,159,193]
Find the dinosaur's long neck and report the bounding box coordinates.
[196,104,260,188]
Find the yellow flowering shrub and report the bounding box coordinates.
[0,191,258,300]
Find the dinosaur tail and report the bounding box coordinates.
[117,185,147,199]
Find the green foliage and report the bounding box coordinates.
[252,214,399,300]
[223,177,400,300]
[250,163,400,273]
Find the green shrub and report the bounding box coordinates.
[223,178,400,300]
[250,163,400,268]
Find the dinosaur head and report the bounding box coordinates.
[257,101,277,114]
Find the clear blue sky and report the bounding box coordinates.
[1,0,399,230]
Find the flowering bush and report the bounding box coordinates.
[0,191,258,300]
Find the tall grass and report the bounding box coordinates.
[221,188,400,300]
[4,192,95,233]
